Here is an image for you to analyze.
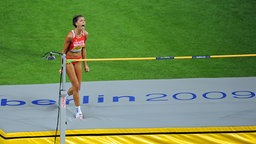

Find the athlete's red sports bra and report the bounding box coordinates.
[68,30,86,52]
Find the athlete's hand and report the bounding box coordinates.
[59,68,62,74]
[84,65,90,72]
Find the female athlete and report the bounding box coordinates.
[61,15,89,119]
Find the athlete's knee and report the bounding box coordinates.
[72,82,80,92]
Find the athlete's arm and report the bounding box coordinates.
[59,32,72,74]
[62,32,72,54]
[82,31,89,72]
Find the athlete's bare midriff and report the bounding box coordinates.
[66,51,82,59]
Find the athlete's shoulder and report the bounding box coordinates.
[64,31,73,42]
[83,30,88,36]
[66,30,73,38]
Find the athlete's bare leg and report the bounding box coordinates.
[66,62,82,107]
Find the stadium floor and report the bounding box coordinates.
[1,77,256,143]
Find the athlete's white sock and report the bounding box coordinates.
[76,106,82,113]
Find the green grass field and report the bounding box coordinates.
[0,0,256,85]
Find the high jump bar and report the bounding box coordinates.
[67,53,256,63]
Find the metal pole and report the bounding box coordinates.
[60,54,66,144]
